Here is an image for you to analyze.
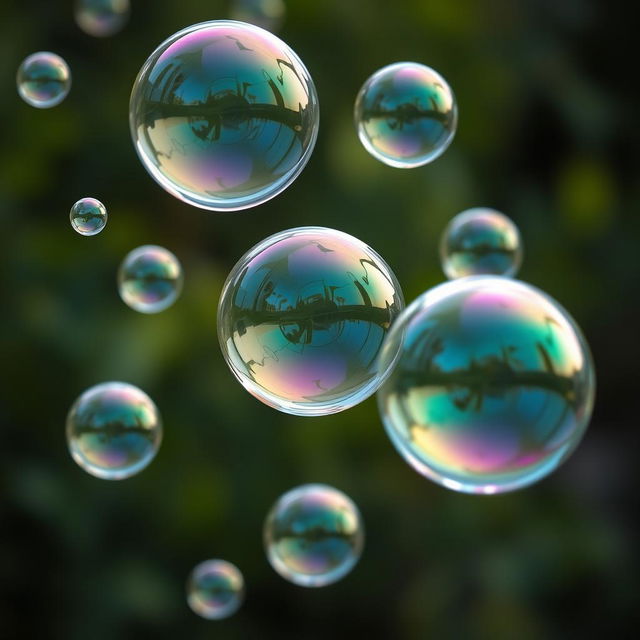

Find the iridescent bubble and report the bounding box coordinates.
[75,0,130,37]
[186,559,244,620]
[377,277,596,494]
[354,62,457,168]
[69,197,108,236]
[66,382,162,480]
[129,20,319,211]
[230,0,286,32]
[17,52,71,108]
[264,484,364,587]
[217,226,404,416]
[118,245,183,314]
[440,208,523,279]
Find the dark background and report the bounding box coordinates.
[1,0,638,638]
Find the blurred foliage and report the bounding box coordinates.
[0,0,638,638]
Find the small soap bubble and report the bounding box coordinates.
[354,62,457,168]
[440,208,523,279]
[118,245,183,314]
[66,382,162,480]
[17,52,71,108]
[217,226,404,416]
[129,20,319,211]
[187,559,244,620]
[69,197,108,236]
[264,484,364,587]
[75,0,130,37]
[230,0,286,32]
[377,277,596,494]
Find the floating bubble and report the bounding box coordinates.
[264,484,364,587]
[66,382,162,480]
[230,0,286,32]
[354,62,457,168]
[75,0,130,37]
[129,20,319,211]
[217,226,404,415]
[440,208,523,279]
[69,197,108,236]
[17,52,71,108]
[186,559,244,620]
[377,277,595,494]
[118,245,183,314]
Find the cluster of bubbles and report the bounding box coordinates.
[18,7,595,621]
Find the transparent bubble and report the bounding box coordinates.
[69,197,108,236]
[129,20,319,211]
[217,226,404,416]
[17,52,71,108]
[377,277,596,494]
[440,208,523,279]
[75,0,130,37]
[186,559,244,620]
[230,0,286,32]
[264,484,364,587]
[354,62,457,168]
[118,245,183,314]
[66,382,162,480]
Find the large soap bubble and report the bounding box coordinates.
[129,20,319,211]
[377,277,595,494]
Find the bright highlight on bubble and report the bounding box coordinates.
[354,62,457,168]
[186,559,244,620]
[440,208,523,279]
[69,197,108,236]
[377,277,595,494]
[17,52,71,108]
[66,382,162,480]
[230,0,286,32]
[118,245,183,314]
[264,484,364,587]
[75,0,130,37]
[217,226,404,416]
[129,20,319,211]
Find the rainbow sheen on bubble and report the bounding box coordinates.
[17,52,71,108]
[354,62,457,168]
[440,208,523,279]
[377,277,595,494]
[186,559,244,620]
[129,20,319,211]
[230,0,285,32]
[118,245,183,314]
[75,0,130,37]
[66,382,162,480]
[217,226,404,416]
[264,484,364,587]
[69,197,108,236]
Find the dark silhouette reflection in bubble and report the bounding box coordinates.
[130,20,319,211]
[218,227,405,416]
[377,276,595,494]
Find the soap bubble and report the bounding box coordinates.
[217,226,404,416]
[440,208,523,279]
[17,52,71,108]
[75,0,130,37]
[264,484,364,587]
[118,245,183,314]
[66,382,162,480]
[377,276,596,494]
[69,197,108,236]
[186,559,244,620]
[230,0,286,32]
[129,20,319,211]
[354,62,457,168]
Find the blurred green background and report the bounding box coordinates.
[1,0,638,637]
